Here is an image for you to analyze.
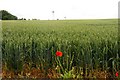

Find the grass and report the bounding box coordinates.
[1,19,120,79]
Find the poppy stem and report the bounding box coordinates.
[57,57,65,74]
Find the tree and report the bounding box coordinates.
[0,10,18,20]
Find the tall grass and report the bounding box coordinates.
[2,19,119,78]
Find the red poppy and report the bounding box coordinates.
[115,72,119,77]
[56,51,63,57]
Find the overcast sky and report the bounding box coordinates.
[0,0,119,20]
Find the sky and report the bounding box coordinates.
[0,0,119,20]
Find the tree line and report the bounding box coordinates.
[0,10,18,20]
[0,10,40,20]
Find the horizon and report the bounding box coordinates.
[0,0,119,20]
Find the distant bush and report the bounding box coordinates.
[32,19,37,20]
[18,18,26,20]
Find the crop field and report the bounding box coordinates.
[1,19,120,79]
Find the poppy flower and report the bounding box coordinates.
[56,51,63,57]
[115,72,119,77]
